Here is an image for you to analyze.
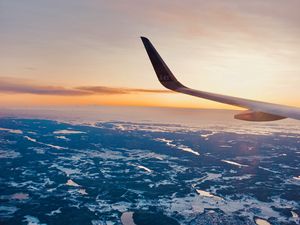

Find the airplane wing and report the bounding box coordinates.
[141,36,300,121]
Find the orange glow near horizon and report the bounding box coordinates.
[1,91,300,110]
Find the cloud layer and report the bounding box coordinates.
[0,78,171,96]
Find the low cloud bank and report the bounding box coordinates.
[0,77,171,96]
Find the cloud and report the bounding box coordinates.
[0,77,89,96]
[0,77,171,96]
[76,86,171,94]
[109,0,300,45]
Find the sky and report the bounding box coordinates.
[1,0,300,109]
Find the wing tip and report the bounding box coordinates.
[140,36,149,43]
[140,36,185,90]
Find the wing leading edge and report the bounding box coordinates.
[141,36,300,121]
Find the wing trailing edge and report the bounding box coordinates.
[141,36,300,121]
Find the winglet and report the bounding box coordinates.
[141,37,185,90]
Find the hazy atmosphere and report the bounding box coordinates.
[1,0,300,108]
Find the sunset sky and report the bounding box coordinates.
[1,0,300,109]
